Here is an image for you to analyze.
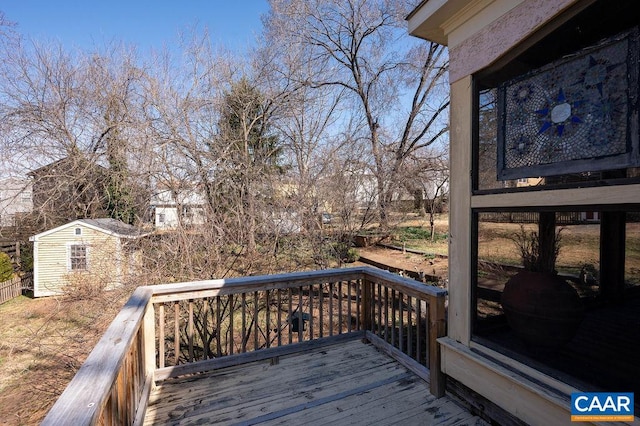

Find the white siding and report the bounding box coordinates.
[33,224,121,297]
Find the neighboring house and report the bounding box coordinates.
[28,157,108,228]
[151,189,206,230]
[0,177,33,227]
[29,218,149,298]
[409,0,639,423]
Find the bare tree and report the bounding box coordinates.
[0,37,148,229]
[402,147,449,240]
[264,0,449,228]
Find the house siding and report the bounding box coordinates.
[33,224,122,297]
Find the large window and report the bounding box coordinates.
[69,244,88,271]
[473,210,640,395]
[471,0,640,412]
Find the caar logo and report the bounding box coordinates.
[571,392,634,422]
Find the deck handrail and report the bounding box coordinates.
[41,266,447,426]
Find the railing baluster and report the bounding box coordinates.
[216,296,222,357]
[347,281,352,333]
[241,293,247,353]
[338,281,343,334]
[288,288,293,344]
[295,286,302,342]
[229,295,234,355]
[407,296,413,358]
[266,290,271,348]
[328,282,334,336]
[277,289,282,347]
[174,301,180,365]
[356,279,361,330]
[254,291,259,350]
[159,303,165,369]
[384,287,389,343]
[377,283,382,337]
[398,292,404,352]
[416,299,422,364]
[319,282,324,337]
[309,284,314,339]
[202,298,209,360]
[391,289,396,347]
[188,300,194,362]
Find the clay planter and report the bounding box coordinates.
[501,270,584,354]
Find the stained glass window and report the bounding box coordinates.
[497,27,639,180]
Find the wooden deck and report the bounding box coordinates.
[143,339,487,425]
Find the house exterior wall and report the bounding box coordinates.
[407,1,626,424]
[155,206,180,229]
[33,224,122,297]
[0,178,33,227]
[28,158,108,228]
[151,189,206,230]
[446,0,579,82]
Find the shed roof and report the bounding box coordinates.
[30,218,150,241]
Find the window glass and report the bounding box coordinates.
[70,245,87,270]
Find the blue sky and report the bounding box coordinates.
[1,1,270,52]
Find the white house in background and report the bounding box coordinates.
[29,218,149,298]
[151,189,206,230]
[0,177,33,227]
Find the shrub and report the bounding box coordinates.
[20,243,34,272]
[344,247,360,263]
[330,242,359,263]
[0,252,14,282]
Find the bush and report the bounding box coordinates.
[0,252,14,282]
[330,242,360,263]
[20,243,34,272]
[396,226,448,242]
[344,247,360,263]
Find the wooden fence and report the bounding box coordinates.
[0,241,21,263]
[1,275,22,305]
[0,272,33,305]
[480,211,590,224]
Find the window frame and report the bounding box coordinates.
[68,243,88,271]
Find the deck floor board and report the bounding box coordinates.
[144,339,487,425]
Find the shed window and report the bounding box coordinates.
[74,227,82,236]
[69,244,87,270]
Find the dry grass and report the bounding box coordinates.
[0,290,130,425]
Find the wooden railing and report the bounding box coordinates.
[41,267,447,426]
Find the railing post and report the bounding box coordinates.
[429,294,446,397]
[360,278,372,334]
[143,303,156,380]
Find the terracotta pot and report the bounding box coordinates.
[501,270,584,354]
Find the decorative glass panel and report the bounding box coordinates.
[497,27,639,180]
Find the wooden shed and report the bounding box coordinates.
[30,219,149,298]
[408,0,640,423]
